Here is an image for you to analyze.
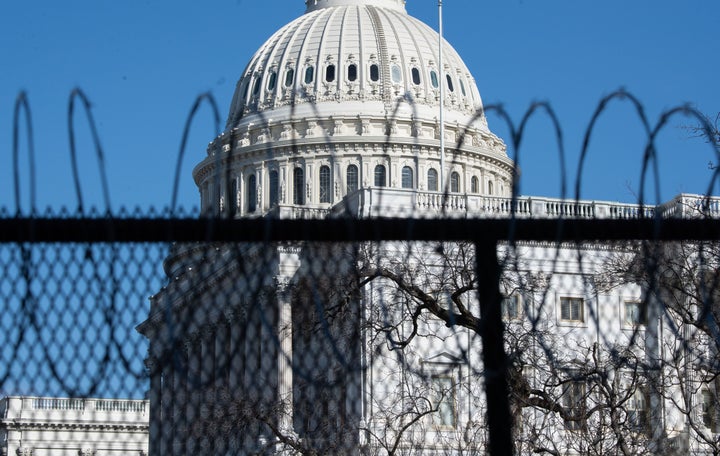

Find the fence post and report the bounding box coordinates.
[475,239,514,455]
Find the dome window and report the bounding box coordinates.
[304,66,315,84]
[347,64,358,82]
[446,74,455,93]
[374,165,387,187]
[471,176,479,194]
[401,166,414,189]
[488,181,494,196]
[346,164,359,193]
[293,168,305,205]
[459,78,467,97]
[391,64,402,84]
[247,174,257,213]
[267,71,277,91]
[285,68,295,88]
[427,168,438,192]
[370,64,380,82]
[325,64,336,83]
[230,178,238,215]
[269,170,279,207]
[319,165,331,203]
[411,68,421,85]
[252,77,262,96]
[450,171,460,193]
[430,70,439,88]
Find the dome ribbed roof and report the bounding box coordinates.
[226,1,486,131]
[306,0,406,13]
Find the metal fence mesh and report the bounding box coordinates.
[0,213,719,455]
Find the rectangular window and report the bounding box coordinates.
[703,389,717,431]
[627,387,649,432]
[502,294,521,320]
[432,375,457,428]
[562,380,586,431]
[560,297,584,322]
[624,301,646,326]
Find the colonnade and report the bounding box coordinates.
[146,278,295,456]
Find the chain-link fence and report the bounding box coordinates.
[2,90,720,455]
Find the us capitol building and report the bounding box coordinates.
[15,0,720,455]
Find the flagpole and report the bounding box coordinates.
[438,0,445,193]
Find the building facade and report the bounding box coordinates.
[138,0,720,454]
[0,396,149,456]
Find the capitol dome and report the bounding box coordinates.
[195,0,513,218]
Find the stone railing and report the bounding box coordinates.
[1,396,148,425]
[340,188,720,220]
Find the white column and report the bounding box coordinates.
[146,356,162,456]
[276,278,294,434]
[172,348,187,456]
[200,328,216,453]
[186,338,202,454]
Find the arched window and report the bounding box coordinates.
[370,64,380,82]
[325,64,336,83]
[230,178,238,215]
[347,164,359,194]
[284,68,295,87]
[319,165,331,203]
[401,166,413,189]
[247,174,257,213]
[391,64,402,84]
[253,77,262,96]
[430,70,439,88]
[374,164,387,187]
[348,64,358,82]
[267,71,277,91]
[459,78,467,97]
[427,168,438,191]
[471,176,479,194]
[304,66,315,84]
[450,172,460,193]
[488,181,494,196]
[293,168,305,205]
[446,74,455,93]
[269,170,279,207]
[411,68,421,85]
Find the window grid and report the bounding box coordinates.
[502,295,521,320]
[401,166,413,189]
[247,174,257,213]
[450,172,460,193]
[471,176,479,194]
[432,375,457,429]
[346,164,359,194]
[293,168,305,205]
[428,168,438,192]
[269,170,279,207]
[319,165,331,203]
[703,389,717,430]
[624,301,646,326]
[374,165,386,187]
[562,381,586,431]
[627,387,649,432]
[560,297,584,322]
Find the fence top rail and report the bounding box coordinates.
[0,217,719,243]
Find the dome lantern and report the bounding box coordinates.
[305,0,407,13]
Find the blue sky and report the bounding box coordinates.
[2,0,719,212]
